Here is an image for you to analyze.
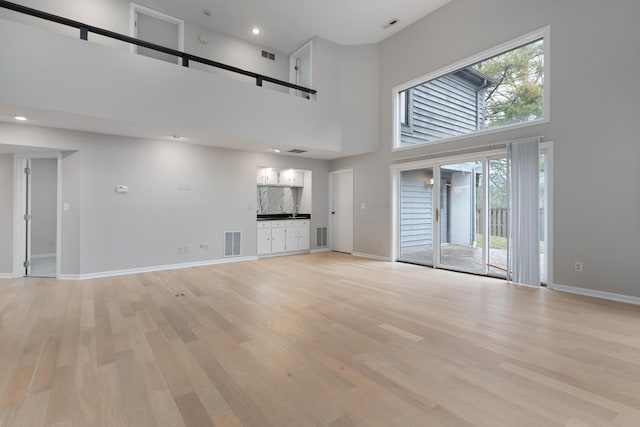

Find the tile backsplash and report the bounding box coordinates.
[257,186,300,214]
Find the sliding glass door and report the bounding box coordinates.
[394,144,550,284]
[398,168,435,266]
[487,158,509,278]
[438,160,484,274]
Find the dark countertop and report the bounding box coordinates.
[257,213,311,221]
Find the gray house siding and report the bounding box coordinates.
[401,70,490,146]
[400,170,434,250]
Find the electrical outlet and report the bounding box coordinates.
[574,261,583,272]
[184,246,189,254]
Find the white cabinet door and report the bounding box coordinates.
[285,225,298,252]
[298,225,310,250]
[257,223,271,255]
[280,170,304,187]
[291,171,304,187]
[265,169,279,185]
[271,223,286,253]
[256,168,266,185]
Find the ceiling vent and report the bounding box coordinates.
[287,149,307,154]
[261,50,276,61]
[383,19,399,29]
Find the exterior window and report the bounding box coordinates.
[399,90,410,127]
[395,30,547,149]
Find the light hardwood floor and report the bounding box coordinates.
[0,252,639,426]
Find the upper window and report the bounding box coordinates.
[394,28,548,149]
[399,90,409,127]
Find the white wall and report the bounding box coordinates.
[30,158,57,256]
[0,155,13,274]
[331,0,640,298]
[311,38,380,155]
[185,21,289,91]
[339,44,380,155]
[0,123,329,276]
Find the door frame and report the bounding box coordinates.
[392,151,502,274]
[329,169,353,254]
[289,40,313,98]
[129,3,185,64]
[13,152,62,278]
[391,143,553,283]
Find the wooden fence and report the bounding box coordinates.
[488,208,508,237]
[477,208,544,238]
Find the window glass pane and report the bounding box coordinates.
[475,39,544,129]
[399,91,408,125]
[539,151,547,284]
[398,168,434,266]
[397,38,544,148]
[439,160,483,274]
[487,158,508,278]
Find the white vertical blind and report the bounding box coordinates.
[508,138,540,286]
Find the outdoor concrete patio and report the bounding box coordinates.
[399,244,546,282]
[400,244,508,276]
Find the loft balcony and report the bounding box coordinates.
[0,1,376,158]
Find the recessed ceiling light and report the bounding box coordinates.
[171,135,183,140]
[252,27,261,35]
[14,115,27,121]
[272,148,280,153]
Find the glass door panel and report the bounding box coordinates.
[399,168,435,266]
[487,158,509,278]
[438,160,483,274]
[539,151,547,284]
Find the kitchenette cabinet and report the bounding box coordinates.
[285,220,309,252]
[257,219,309,255]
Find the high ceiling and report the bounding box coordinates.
[142,0,452,53]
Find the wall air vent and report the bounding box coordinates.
[316,227,328,247]
[287,149,307,154]
[224,231,241,257]
[261,50,276,61]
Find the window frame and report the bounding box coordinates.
[392,26,550,152]
[398,90,413,131]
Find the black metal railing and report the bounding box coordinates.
[0,0,317,95]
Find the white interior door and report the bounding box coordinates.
[330,170,353,253]
[28,158,58,278]
[289,41,312,98]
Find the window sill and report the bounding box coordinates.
[392,117,549,154]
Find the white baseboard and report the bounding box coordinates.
[257,250,311,259]
[59,256,258,281]
[31,253,56,259]
[310,248,331,254]
[352,252,392,262]
[0,273,13,279]
[551,283,640,306]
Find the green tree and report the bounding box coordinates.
[474,40,544,128]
